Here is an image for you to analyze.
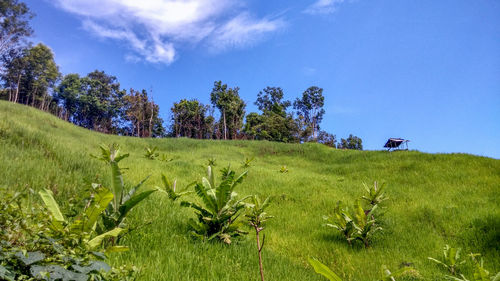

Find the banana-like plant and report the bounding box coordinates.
[308,258,413,281]
[159,174,192,201]
[362,181,388,208]
[159,154,173,162]
[428,245,466,275]
[279,165,289,173]
[324,202,357,245]
[39,188,125,253]
[93,144,157,232]
[380,265,412,281]
[144,146,159,160]
[207,157,217,166]
[246,195,273,281]
[353,200,382,248]
[445,254,500,281]
[308,258,342,281]
[241,157,255,168]
[180,166,250,244]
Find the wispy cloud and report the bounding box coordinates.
[303,0,345,15]
[53,0,285,64]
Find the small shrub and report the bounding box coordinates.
[324,200,381,247]
[246,195,273,281]
[144,146,159,160]
[159,153,173,162]
[428,245,466,275]
[0,187,136,281]
[241,157,255,168]
[324,201,357,246]
[444,253,499,281]
[279,165,288,173]
[207,157,217,166]
[362,181,388,208]
[180,166,250,244]
[159,174,192,201]
[93,144,157,232]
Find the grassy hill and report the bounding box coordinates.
[0,100,499,280]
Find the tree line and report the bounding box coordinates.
[0,0,362,149]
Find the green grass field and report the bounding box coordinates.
[0,100,499,280]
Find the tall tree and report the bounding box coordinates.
[244,86,298,142]
[170,99,213,139]
[55,73,82,121]
[255,86,291,116]
[338,134,363,150]
[124,88,164,137]
[293,86,325,141]
[0,0,33,60]
[5,44,60,109]
[210,81,245,140]
[70,70,125,133]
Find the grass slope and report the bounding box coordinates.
[0,100,499,280]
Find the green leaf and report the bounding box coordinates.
[39,189,65,222]
[110,161,124,213]
[118,189,157,221]
[0,265,15,281]
[14,251,45,266]
[87,228,124,249]
[81,186,114,232]
[308,258,343,281]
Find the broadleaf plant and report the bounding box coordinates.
[159,174,193,201]
[180,166,251,244]
[144,146,159,160]
[428,245,466,275]
[93,144,157,232]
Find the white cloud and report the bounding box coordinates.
[209,13,284,51]
[304,0,345,15]
[53,0,285,64]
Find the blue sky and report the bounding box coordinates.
[25,0,500,158]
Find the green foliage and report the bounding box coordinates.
[207,157,217,166]
[338,134,363,150]
[352,200,382,248]
[159,174,192,201]
[93,144,156,232]
[244,86,298,142]
[308,258,342,281]
[380,266,413,281]
[144,146,159,160]
[210,81,246,140]
[159,153,173,162]
[170,99,214,138]
[324,202,357,245]
[445,254,500,281]
[324,200,382,247]
[293,86,325,141]
[279,165,288,173]
[246,195,272,228]
[180,166,250,244]
[0,187,135,281]
[241,156,254,168]
[428,245,466,275]
[39,187,125,252]
[2,101,500,280]
[246,195,273,281]
[362,181,388,207]
[308,258,415,281]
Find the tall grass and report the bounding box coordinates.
[0,100,499,280]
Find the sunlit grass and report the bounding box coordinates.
[0,100,499,280]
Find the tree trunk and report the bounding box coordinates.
[255,228,265,281]
[223,109,227,140]
[14,74,21,103]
